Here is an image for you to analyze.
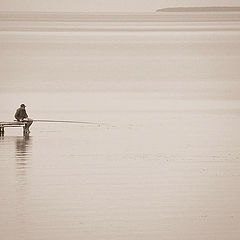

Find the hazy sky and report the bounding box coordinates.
[0,0,239,12]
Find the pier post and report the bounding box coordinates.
[23,125,28,136]
[0,127,4,136]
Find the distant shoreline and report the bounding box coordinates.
[156,7,240,12]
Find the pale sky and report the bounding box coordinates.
[0,0,239,12]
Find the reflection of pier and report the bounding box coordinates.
[15,136,32,185]
[0,136,33,238]
[15,136,32,239]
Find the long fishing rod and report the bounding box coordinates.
[33,119,102,125]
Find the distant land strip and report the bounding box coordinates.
[156,7,240,12]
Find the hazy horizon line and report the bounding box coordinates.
[1,7,240,14]
[0,10,240,24]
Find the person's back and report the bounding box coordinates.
[15,104,28,121]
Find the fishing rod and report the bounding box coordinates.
[33,119,102,125]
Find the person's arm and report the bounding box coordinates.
[23,109,28,119]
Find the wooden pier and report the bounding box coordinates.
[0,121,29,136]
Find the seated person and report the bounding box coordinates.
[15,104,33,133]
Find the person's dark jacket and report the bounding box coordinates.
[15,108,28,121]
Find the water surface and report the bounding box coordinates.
[0,14,240,240]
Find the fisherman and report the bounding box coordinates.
[15,104,33,133]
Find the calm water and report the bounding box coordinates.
[1,100,240,240]
[1,14,240,240]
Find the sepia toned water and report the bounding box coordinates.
[1,14,240,240]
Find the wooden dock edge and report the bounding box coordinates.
[0,121,29,136]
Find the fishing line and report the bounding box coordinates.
[33,119,102,125]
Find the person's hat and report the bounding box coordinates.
[20,104,26,107]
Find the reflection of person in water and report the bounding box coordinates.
[15,136,32,178]
[16,136,31,156]
[15,136,32,229]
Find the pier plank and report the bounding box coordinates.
[0,121,28,136]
